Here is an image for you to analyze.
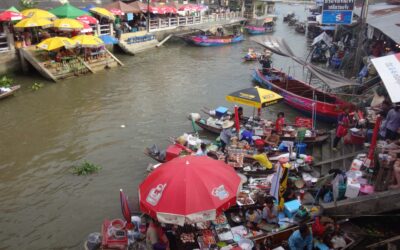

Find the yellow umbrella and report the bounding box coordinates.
[89,7,115,20]
[226,86,283,108]
[21,8,56,19]
[72,35,104,47]
[37,37,77,51]
[53,18,84,30]
[14,17,53,28]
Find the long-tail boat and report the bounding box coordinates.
[252,68,353,123]
[184,34,244,46]
[245,18,275,35]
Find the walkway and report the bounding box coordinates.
[148,12,245,32]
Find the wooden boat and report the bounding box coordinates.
[245,25,274,35]
[295,22,306,34]
[283,12,295,22]
[194,119,329,145]
[195,119,222,134]
[144,147,165,163]
[0,85,20,100]
[250,221,359,249]
[321,188,400,217]
[245,18,275,35]
[252,68,352,123]
[183,34,244,47]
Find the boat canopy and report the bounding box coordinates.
[251,36,359,89]
[312,32,332,47]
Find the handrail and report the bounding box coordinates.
[148,11,243,31]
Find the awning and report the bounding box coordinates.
[371,53,400,103]
[312,32,332,46]
[251,36,359,88]
[367,12,400,43]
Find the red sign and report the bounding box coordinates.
[295,117,312,128]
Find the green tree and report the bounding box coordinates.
[19,0,38,10]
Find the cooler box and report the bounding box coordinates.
[101,219,128,249]
[284,199,301,218]
[215,106,229,118]
[165,144,183,162]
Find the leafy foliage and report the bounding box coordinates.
[19,0,38,10]
[31,82,44,91]
[0,76,14,88]
[72,161,102,176]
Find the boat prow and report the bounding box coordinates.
[117,31,159,55]
[0,85,21,100]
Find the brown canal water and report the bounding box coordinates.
[0,4,316,249]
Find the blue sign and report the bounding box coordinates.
[322,10,353,25]
[127,13,134,21]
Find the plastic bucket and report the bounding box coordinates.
[296,143,307,154]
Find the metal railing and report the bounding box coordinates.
[148,11,243,31]
[95,24,113,36]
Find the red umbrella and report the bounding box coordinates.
[79,22,93,33]
[139,156,241,226]
[0,11,23,21]
[178,4,200,12]
[120,189,134,229]
[109,8,124,16]
[76,15,98,25]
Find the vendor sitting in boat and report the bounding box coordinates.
[265,130,280,148]
[195,143,208,156]
[240,124,253,144]
[262,196,278,225]
[246,48,257,60]
[288,223,313,250]
[245,147,273,169]
[245,208,262,230]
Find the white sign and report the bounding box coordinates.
[146,183,167,206]
[371,53,400,103]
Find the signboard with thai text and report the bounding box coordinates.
[322,0,354,25]
[371,53,400,104]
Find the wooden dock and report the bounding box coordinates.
[19,46,123,82]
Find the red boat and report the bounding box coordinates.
[253,68,353,122]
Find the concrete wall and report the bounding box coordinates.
[0,50,20,75]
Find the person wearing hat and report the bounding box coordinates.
[220,120,234,152]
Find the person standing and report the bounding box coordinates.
[275,112,285,135]
[220,120,234,152]
[288,223,313,250]
[146,219,169,250]
[333,109,350,150]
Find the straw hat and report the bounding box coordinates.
[222,120,234,129]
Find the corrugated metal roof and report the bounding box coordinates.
[367,13,400,43]
[354,3,400,43]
